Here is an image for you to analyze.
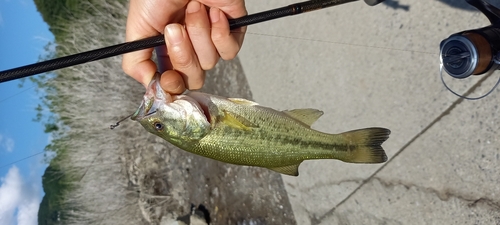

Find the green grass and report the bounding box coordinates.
[32,1,295,224]
[33,1,141,224]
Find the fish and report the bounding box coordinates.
[131,73,390,176]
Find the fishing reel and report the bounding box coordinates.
[440,0,500,79]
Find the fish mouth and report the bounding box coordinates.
[131,98,157,121]
[131,73,210,126]
[131,73,172,120]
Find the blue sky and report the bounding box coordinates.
[0,0,54,225]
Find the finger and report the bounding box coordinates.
[200,0,247,18]
[160,70,186,94]
[122,50,157,87]
[122,1,157,87]
[164,23,205,90]
[209,7,247,60]
[185,1,219,70]
[122,0,188,87]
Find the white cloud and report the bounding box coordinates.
[0,134,14,152]
[4,138,14,153]
[0,166,40,225]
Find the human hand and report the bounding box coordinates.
[122,0,247,94]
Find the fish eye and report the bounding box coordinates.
[153,121,164,131]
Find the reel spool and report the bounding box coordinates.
[439,0,500,99]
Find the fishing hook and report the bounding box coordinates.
[110,113,134,129]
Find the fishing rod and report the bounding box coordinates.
[0,0,384,83]
[439,0,500,99]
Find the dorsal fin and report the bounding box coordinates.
[228,98,259,106]
[283,109,323,126]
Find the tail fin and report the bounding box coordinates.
[340,127,390,163]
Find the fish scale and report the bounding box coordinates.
[193,107,352,166]
[132,73,390,176]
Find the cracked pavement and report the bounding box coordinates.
[238,0,500,224]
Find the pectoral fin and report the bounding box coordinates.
[220,110,259,131]
[283,109,324,126]
[268,163,301,176]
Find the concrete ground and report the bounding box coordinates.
[238,0,500,224]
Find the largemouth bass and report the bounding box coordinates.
[132,73,390,176]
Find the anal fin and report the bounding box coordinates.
[268,163,301,176]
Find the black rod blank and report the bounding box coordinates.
[0,0,359,83]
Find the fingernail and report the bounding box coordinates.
[166,24,183,45]
[209,8,220,23]
[186,1,201,14]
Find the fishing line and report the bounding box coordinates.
[439,64,500,100]
[0,3,84,172]
[0,151,45,169]
[0,0,364,83]
[1,27,441,181]
[0,85,36,104]
[1,0,439,103]
[0,30,438,106]
[240,31,437,55]
[0,0,437,168]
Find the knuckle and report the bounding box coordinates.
[188,72,205,90]
[186,25,205,37]
[171,48,195,69]
[121,59,132,74]
[220,49,238,60]
[122,64,135,77]
[227,51,238,60]
[200,55,219,70]
[211,25,229,42]
[211,31,226,43]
